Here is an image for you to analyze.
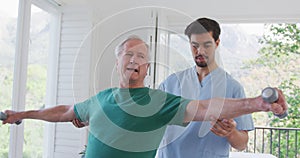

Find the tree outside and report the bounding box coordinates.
[241,23,300,157]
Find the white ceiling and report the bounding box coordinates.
[57,0,300,23]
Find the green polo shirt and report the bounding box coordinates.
[74,87,191,158]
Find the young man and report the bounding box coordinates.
[157,18,253,158]
[2,35,288,158]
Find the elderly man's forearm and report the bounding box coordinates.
[185,97,261,122]
[19,105,75,122]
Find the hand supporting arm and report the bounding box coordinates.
[210,119,248,151]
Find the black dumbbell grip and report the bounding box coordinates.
[274,112,288,119]
[0,112,22,125]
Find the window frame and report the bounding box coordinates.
[9,0,61,157]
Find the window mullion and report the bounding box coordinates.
[9,0,31,158]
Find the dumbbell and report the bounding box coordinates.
[261,87,288,119]
[0,112,22,125]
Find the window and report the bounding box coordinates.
[22,4,51,157]
[0,1,60,157]
[0,0,18,157]
[157,24,264,84]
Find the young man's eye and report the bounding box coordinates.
[192,45,198,49]
[204,44,211,48]
[204,42,213,48]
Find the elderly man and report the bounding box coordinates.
[2,35,288,158]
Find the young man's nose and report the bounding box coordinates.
[195,46,205,55]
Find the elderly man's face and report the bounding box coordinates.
[116,39,149,87]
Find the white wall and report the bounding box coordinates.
[51,0,300,157]
[89,7,156,92]
[51,4,92,158]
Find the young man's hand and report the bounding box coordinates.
[72,118,88,128]
[210,119,237,137]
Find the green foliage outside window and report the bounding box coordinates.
[245,23,300,158]
[0,65,46,158]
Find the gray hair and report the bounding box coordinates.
[114,35,150,59]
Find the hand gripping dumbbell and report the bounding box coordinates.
[261,87,288,119]
[0,112,22,125]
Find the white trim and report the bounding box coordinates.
[46,0,62,7]
[43,0,61,110]
[9,0,31,158]
[43,11,62,158]
[32,0,62,13]
[9,0,62,157]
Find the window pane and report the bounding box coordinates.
[23,4,51,157]
[0,0,18,157]
[155,33,192,86]
[169,34,192,71]
[165,24,265,91]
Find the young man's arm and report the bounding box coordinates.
[72,118,88,128]
[184,89,287,122]
[2,105,76,124]
[210,119,249,150]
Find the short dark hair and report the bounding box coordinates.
[184,17,221,42]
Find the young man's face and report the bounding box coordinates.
[189,32,220,68]
[116,39,149,87]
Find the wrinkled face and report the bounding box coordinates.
[116,39,149,87]
[190,32,219,68]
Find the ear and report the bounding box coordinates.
[115,59,119,72]
[146,63,150,69]
[145,63,150,76]
[215,38,220,47]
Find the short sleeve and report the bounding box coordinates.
[158,82,165,91]
[161,92,191,126]
[168,98,191,126]
[74,96,96,122]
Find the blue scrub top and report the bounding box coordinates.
[157,67,254,158]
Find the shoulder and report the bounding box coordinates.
[149,88,171,97]
[220,69,243,89]
[99,88,114,94]
[89,88,115,103]
[227,75,243,89]
[160,67,194,86]
[148,88,181,99]
[215,68,245,97]
[96,88,115,97]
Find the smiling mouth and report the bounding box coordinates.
[127,68,139,72]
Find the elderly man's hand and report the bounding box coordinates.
[259,88,288,116]
[2,110,21,124]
